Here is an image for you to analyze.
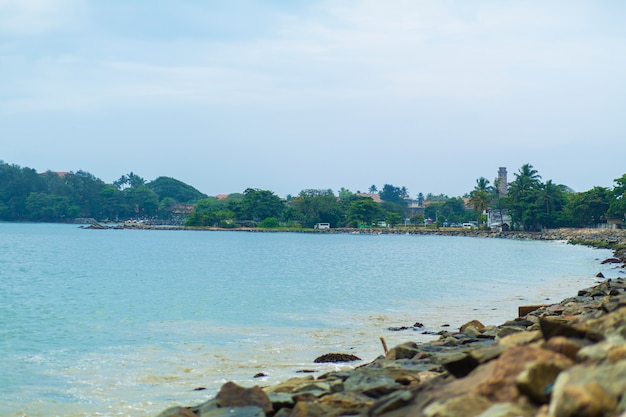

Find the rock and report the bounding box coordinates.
[549,360,626,417]
[288,400,336,417]
[498,330,543,348]
[475,346,573,403]
[369,390,415,416]
[516,360,572,404]
[550,383,617,417]
[313,353,361,363]
[214,382,273,415]
[464,326,482,338]
[385,341,421,360]
[198,406,265,417]
[317,391,374,410]
[265,376,315,393]
[495,326,525,341]
[545,336,590,360]
[423,394,492,417]
[460,320,485,333]
[155,406,198,417]
[539,317,590,341]
[343,368,403,398]
[475,402,534,417]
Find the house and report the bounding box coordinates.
[487,209,512,231]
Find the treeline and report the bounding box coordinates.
[0,162,206,222]
[1,160,625,230]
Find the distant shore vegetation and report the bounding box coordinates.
[1,160,625,231]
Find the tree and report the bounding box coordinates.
[468,177,492,227]
[564,186,611,227]
[289,189,342,228]
[536,180,568,228]
[417,192,425,207]
[506,164,543,230]
[368,185,378,193]
[607,174,626,221]
[346,198,382,226]
[147,177,207,203]
[239,188,286,222]
[386,212,402,227]
[379,184,407,203]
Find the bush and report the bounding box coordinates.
[259,217,280,228]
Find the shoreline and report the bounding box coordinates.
[155,229,626,417]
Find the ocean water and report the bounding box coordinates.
[0,223,620,417]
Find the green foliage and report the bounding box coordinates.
[258,217,280,228]
[385,212,402,227]
[564,187,612,226]
[147,176,207,203]
[288,189,342,228]
[379,184,408,203]
[238,188,286,222]
[347,198,382,226]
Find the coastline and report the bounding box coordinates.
[154,229,626,417]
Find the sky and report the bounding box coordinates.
[1,1,625,198]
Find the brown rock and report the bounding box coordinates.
[545,336,590,360]
[460,320,485,333]
[385,341,421,360]
[475,346,573,403]
[515,360,570,404]
[423,394,492,417]
[155,406,198,417]
[550,382,617,417]
[313,353,361,363]
[215,382,273,415]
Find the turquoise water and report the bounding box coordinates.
[0,223,618,416]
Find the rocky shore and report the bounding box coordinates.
[152,229,626,417]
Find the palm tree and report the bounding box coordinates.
[536,180,567,228]
[469,177,492,227]
[507,164,543,230]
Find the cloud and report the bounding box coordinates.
[0,0,87,35]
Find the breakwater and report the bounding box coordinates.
[155,228,626,417]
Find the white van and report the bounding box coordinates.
[314,223,330,229]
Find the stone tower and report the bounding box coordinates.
[496,167,508,196]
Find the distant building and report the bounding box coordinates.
[355,193,382,203]
[496,167,508,196]
[487,209,512,231]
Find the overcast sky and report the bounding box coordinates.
[1,1,625,198]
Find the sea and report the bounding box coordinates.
[0,222,621,417]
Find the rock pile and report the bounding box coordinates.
[156,231,626,417]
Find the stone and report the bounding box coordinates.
[475,402,534,417]
[550,382,617,417]
[264,376,315,393]
[495,326,524,341]
[369,390,414,416]
[423,394,492,417]
[198,406,265,417]
[539,317,589,341]
[385,341,421,360]
[460,320,485,333]
[318,391,374,410]
[475,346,573,403]
[498,330,542,348]
[214,382,273,415]
[313,353,361,363]
[156,406,198,417]
[343,368,403,398]
[288,400,336,417]
[549,361,626,417]
[516,360,571,404]
[545,336,590,360]
[464,326,482,338]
